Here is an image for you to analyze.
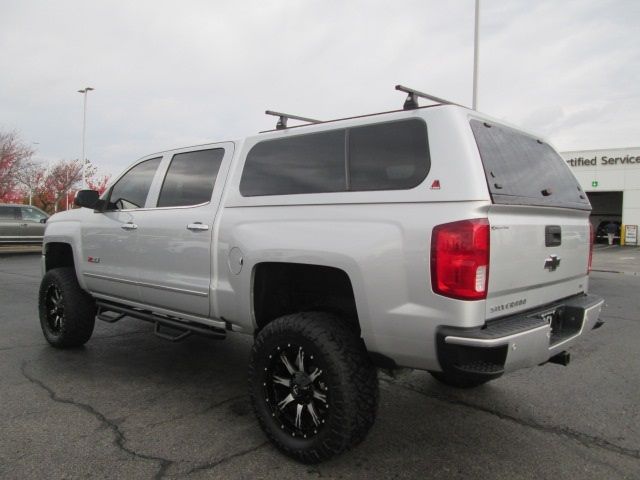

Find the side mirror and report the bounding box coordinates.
[39,217,48,224]
[74,190,100,209]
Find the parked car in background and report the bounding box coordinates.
[0,204,49,243]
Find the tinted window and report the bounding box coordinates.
[240,120,431,196]
[158,149,224,207]
[0,206,18,219]
[470,120,590,210]
[21,206,47,221]
[108,157,162,210]
[240,130,345,196]
[348,119,429,191]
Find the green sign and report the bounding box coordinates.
[591,180,598,187]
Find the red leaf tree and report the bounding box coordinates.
[0,131,34,202]
[33,159,83,212]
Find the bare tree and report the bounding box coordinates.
[0,130,34,201]
[14,160,45,205]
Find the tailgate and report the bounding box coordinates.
[468,117,593,318]
[486,205,590,319]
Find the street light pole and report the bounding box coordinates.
[472,0,480,110]
[77,87,94,189]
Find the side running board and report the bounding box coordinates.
[96,300,226,342]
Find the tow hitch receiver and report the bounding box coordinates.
[548,351,571,366]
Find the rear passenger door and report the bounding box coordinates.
[0,206,21,241]
[132,143,233,317]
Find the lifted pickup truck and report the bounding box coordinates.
[39,87,604,463]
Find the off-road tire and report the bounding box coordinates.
[39,267,96,348]
[429,370,492,389]
[248,312,378,463]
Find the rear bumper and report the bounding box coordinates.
[436,293,604,379]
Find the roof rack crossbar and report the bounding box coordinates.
[265,110,322,130]
[395,84,460,110]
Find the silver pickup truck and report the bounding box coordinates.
[38,90,604,463]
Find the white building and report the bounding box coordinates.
[561,147,640,245]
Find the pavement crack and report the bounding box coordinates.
[385,378,640,460]
[184,441,269,476]
[20,361,175,477]
[145,394,246,429]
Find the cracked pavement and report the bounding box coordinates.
[0,253,639,479]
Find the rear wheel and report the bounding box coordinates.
[39,267,96,348]
[429,370,492,389]
[248,312,378,463]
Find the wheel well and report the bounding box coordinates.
[44,243,75,271]
[253,262,360,333]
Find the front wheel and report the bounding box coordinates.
[248,312,378,463]
[39,267,96,348]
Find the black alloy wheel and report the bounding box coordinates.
[39,267,96,348]
[264,342,329,439]
[249,312,378,463]
[44,284,65,333]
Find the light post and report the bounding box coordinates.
[472,0,480,110]
[29,142,39,205]
[78,87,94,188]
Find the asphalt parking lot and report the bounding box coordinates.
[1,249,639,479]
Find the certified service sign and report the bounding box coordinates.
[624,225,638,246]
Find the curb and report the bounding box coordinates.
[592,269,639,276]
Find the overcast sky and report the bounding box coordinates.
[1,0,638,175]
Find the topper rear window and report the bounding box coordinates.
[470,120,590,210]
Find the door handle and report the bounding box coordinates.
[187,223,209,231]
[121,223,138,230]
[20,223,28,227]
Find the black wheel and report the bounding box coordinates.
[429,370,492,389]
[248,312,378,463]
[39,267,96,348]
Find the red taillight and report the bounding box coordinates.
[588,223,594,274]
[431,218,490,300]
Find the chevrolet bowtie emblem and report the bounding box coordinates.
[544,255,561,272]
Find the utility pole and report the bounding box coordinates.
[77,87,94,188]
[472,0,480,110]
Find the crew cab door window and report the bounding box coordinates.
[157,148,224,207]
[107,157,162,210]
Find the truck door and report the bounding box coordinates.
[82,156,163,303]
[20,206,48,242]
[132,143,234,317]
